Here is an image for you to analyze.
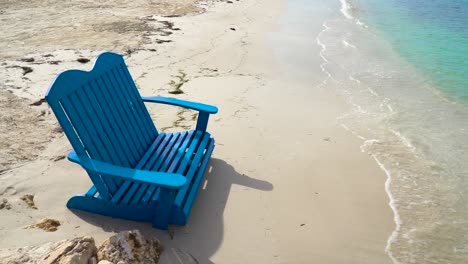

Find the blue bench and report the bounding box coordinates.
[46,52,218,229]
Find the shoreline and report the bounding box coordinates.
[1,0,394,263]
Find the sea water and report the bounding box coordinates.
[315,0,468,263]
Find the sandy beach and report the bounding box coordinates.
[1,0,394,263]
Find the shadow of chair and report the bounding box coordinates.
[70,158,273,263]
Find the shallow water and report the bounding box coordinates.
[314,0,468,263]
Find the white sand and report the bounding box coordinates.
[0,0,394,263]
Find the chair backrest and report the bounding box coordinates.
[46,52,158,196]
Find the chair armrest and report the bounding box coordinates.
[67,150,186,189]
[142,96,218,114]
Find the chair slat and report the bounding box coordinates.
[109,68,152,147]
[78,85,122,166]
[135,133,167,169]
[118,63,158,136]
[104,71,147,155]
[113,65,155,145]
[111,181,132,203]
[159,131,190,172]
[150,132,181,171]
[128,133,172,204]
[174,131,204,175]
[143,134,173,171]
[75,87,123,189]
[167,130,200,173]
[175,133,211,207]
[85,186,98,197]
[95,77,141,164]
[90,79,139,166]
[183,139,215,216]
[61,95,118,194]
[141,131,194,203]
[130,184,150,204]
[101,72,146,157]
[152,131,201,203]
[122,182,141,204]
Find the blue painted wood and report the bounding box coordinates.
[196,112,210,132]
[110,181,132,203]
[67,195,154,222]
[151,132,181,172]
[79,156,187,189]
[118,63,158,136]
[89,80,139,165]
[175,132,211,207]
[143,134,173,171]
[183,139,215,216]
[130,184,150,205]
[159,131,192,172]
[102,71,147,156]
[46,52,217,229]
[141,131,194,203]
[152,189,175,229]
[142,96,218,114]
[136,133,166,169]
[94,77,142,164]
[85,186,98,197]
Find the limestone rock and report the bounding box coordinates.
[0,236,97,264]
[97,230,162,264]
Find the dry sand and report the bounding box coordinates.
[0,0,394,263]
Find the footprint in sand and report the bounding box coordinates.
[0,198,12,210]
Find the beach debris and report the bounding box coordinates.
[30,97,46,106]
[97,230,162,264]
[230,27,236,31]
[53,155,66,162]
[227,1,233,3]
[0,198,11,210]
[168,70,188,95]
[20,58,35,63]
[300,224,306,227]
[20,194,37,209]
[27,218,61,232]
[168,228,175,240]
[48,60,61,65]
[77,58,90,63]
[0,236,97,264]
[323,137,331,142]
[52,126,64,134]
[21,66,33,75]
[156,39,173,44]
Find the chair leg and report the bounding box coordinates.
[152,189,175,230]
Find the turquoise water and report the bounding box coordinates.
[354,0,468,104]
[310,0,468,262]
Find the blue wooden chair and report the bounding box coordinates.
[45,52,218,229]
